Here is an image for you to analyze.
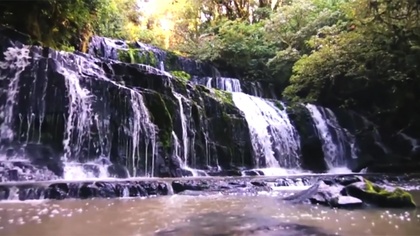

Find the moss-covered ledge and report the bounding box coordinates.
[142,90,175,149]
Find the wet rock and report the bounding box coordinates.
[283,176,415,209]
[0,180,172,201]
[107,164,129,178]
[8,169,19,181]
[45,183,69,200]
[0,186,9,200]
[345,180,416,208]
[0,161,60,182]
[331,196,363,208]
[251,181,266,187]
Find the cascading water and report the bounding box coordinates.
[173,93,189,168]
[232,93,301,170]
[171,131,203,176]
[0,46,158,179]
[192,76,302,173]
[172,92,205,176]
[57,52,158,177]
[191,76,242,92]
[0,46,31,142]
[305,104,357,171]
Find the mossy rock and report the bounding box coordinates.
[142,91,174,149]
[117,48,158,66]
[170,70,191,85]
[165,51,179,71]
[345,178,416,208]
[213,89,234,106]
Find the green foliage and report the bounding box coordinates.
[282,0,420,131]
[213,89,234,105]
[189,20,276,81]
[0,0,108,50]
[170,71,191,84]
[2,0,420,132]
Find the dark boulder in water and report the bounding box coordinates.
[282,176,416,209]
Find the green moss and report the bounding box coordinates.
[170,70,191,85]
[165,51,179,71]
[143,92,174,149]
[363,179,416,207]
[365,179,416,206]
[58,44,75,52]
[147,50,158,67]
[117,48,154,66]
[213,89,234,105]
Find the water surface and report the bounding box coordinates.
[1,191,419,236]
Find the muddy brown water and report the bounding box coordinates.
[1,191,420,236]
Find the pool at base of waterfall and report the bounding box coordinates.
[1,190,420,236]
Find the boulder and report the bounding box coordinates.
[308,181,363,208]
[282,177,416,209]
[345,179,416,208]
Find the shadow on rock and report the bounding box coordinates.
[155,212,336,236]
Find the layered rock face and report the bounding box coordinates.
[0,29,419,181]
[0,30,253,180]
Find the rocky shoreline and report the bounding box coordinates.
[0,174,419,203]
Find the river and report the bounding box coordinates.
[0,190,419,236]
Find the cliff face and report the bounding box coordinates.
[0,29,254,180]
[0,29,419,182]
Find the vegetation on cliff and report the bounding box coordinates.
[1,0,419,134]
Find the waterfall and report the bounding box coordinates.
[172,92,204,176]
[171,131,203,176]
[0,46,158,178]
[192,76,301,170]
[159,61,165,71]
[192,76,242,92]
[232,93,301,169]
[0,46,31,142]
[305,104,357,169]
[173,92,189,167]
[58,52,158,177]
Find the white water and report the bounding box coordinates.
[59,53,158,177]
[173,93,189,166]
[192,77,242,92]
[305,104,359,169]
[0,46,158,179]
[232,93,301,168]
[63,161,111,180]
[193,76,301,170]
[172,93,204,176]
[0,47,31,141]
[171,132,204,177]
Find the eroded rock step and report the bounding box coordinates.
[1,174,420,201]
